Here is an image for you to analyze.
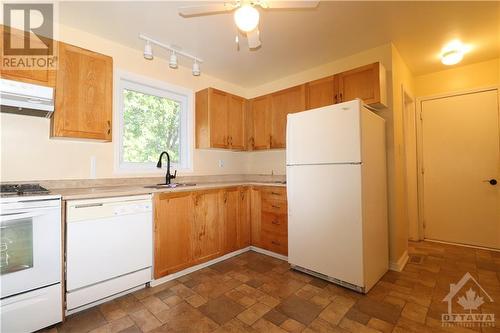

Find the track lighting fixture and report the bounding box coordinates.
[169,52,178,69]
[139,34,203,76]
[192,60,200,76]
[143,41,153,60]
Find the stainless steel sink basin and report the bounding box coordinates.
[144,183,196,189]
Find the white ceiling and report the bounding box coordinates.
[59,1,500,88]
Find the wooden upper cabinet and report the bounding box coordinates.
[154,192,193,278]
[0,25,56,87]
[228,95,246,150]
[248,95,271,150]
[336,62,387,108]
[195,88,246,150]
[52,42,113,141]
[306,76,336,110]
[270,84,306,148]
[192,190,222,264]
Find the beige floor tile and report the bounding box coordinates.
[280,318,306,333]
[89,316,135,333]
[129,309,162,332]
[252,318,288,333]
[140,296,169,315]
[401,302,428,324]
[237,303,272,325]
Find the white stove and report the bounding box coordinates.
[0,188,63,332]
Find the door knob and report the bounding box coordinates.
[483,179,497,185]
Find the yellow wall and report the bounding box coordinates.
[414,58,500,97]
[389,45,415,264]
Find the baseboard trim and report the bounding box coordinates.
[424,239,500,252]
[250,246,288,261]
[151,246,288,287]
[389,250,409,272]
[150,247,251,287]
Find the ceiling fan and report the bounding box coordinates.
[178,1,320,49]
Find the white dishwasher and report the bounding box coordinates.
[66,195,152,314]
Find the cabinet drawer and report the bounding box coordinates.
[261,230,288,255]
[261,199,287,214]
[260,187,287,202]
[261,212,287,235]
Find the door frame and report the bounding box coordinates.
[415,86,500,242]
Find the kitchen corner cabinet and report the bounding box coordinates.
[221,187,251,253]
[269,84,306,148]
[195,88,246,150]
[51,42,113,141]
[248,95,272,150]
[154,192,194,278]
[336,62,387,108]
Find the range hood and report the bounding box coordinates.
[0,78,54,118]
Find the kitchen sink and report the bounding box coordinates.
[144,183,197,189]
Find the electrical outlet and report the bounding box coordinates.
[218,159,224,168]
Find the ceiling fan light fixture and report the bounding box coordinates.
[169,51,178,69]
[192,60,200,76]
[143,41,153,60]
[234,5,260,32]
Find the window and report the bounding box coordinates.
[116,72,192,172]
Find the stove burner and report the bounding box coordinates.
[0,183,50,196]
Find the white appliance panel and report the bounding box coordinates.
[286,100,362,165]
[287,164,364,287]
[66,197,153,291]
[0,204,61,298]
[0,284,62,333]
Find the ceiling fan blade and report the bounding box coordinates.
[247,29,261,49]
[263,1,319,9]
[178,3,236,17]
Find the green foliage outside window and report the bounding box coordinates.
[122,89,181,164]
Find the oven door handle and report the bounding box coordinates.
[0,208,57,223]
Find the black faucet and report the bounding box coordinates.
[156,151,177,185]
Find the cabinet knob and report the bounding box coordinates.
[107,120,111,135]
[272,220,280,225]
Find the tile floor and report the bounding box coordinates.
[42,241,500,333]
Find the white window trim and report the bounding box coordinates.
[113,69,194,175]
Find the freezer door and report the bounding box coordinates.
[286,100,362,165]
[287,164,364,287]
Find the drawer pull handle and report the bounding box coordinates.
[271,205,280,209]
[271,192,280,195]
[271,241,280,245]
[272,220,280,225]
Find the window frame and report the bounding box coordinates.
[114,69,193,174]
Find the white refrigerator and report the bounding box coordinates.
[286,99,388,293]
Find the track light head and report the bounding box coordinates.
[192,60,200,76]
[143,41,153,60]
[169,52,178,69]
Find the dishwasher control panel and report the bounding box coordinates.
[66,194,152,223]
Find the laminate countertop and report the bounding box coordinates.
[51,181,286,201]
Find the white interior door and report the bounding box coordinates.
[421,89,500,249]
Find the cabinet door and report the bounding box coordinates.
[250,187,262,247]
[192,190,222,264]
[270,85,306,148]
[222,188,240,254]
[209,89,229,148]
[0,26,56,87]
[336,62,382,105]
[52,42,112,140]
[306,76,336,110]
[249,95,271,150]
[238,187,251,248]
[228,95,246,150]
[154,192,193,278]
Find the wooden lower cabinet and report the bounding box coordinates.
[154,187,254,279]
[154,192,193,279]
[192,190,222,264]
